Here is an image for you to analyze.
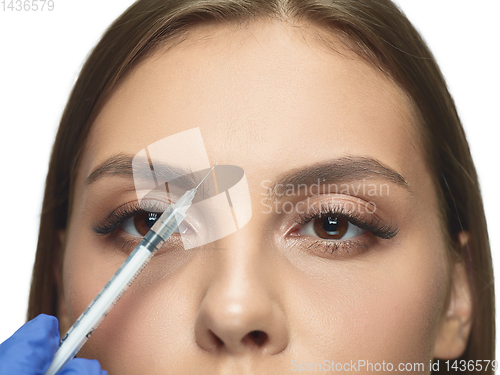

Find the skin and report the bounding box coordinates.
[57,20,472,374]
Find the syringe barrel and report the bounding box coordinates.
[150,206,186,241]
[149,189,194,241]
[44,243,154,375]
[44,189,198,375]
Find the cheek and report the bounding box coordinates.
[354,253,447,359]
[61,228,198,372]
[61,232,125,351]
[287,237,449,367]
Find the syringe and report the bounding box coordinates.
[44,163,218,375]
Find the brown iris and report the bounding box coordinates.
[133,212,160,236]
[312,215,348,239]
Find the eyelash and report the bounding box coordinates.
[292,202,398,256]
[91,200,398,255]
[91,201,167,251]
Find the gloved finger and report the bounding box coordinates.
[0,314,60,375]
[58,358,108,375]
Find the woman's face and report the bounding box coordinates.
[60,20,456,374]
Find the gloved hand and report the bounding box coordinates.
[0,314,107,375]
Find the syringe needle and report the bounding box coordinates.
[195,162,218,190]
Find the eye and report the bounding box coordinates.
[121,212,159,236]
[290,200,399,257]
[121,211,187,237]
[298,214,366,240]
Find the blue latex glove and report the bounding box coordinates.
[0,314,107,375]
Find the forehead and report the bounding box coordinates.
[79,19,422,191]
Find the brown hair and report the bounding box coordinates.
[28,0,494,372]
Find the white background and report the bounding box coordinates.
[0,0,498,361]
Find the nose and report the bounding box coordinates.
[194,229,289,355]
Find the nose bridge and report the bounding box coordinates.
[194,221,289,355]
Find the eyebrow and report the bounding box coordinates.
[265,156,409,202]
[86,153,133,185]
[86,154,409,198]
[85,153,197,189]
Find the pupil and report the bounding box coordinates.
[145,212,159,229]
[134,212,163,237]
[323,216,338,232]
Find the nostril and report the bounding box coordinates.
[248,330,268,346]
[208,329,269,350]
[209,330,224,348]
